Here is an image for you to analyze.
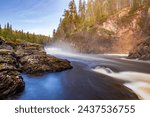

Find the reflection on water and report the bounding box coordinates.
[17,73,65,100]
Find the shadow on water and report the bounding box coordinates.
[16,71,70,100]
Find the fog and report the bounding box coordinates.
[45,41,77,53]
[44,41,150,100]
[44,41,124,62]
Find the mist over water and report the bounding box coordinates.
[45,41,78,56]
[45,41,129,61]
[45,41,119,63]
[44,41,150,100]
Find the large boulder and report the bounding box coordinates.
[0,71,24,99]
[15,42,72,74]
[128,37,150,60]
[20,54,72,74]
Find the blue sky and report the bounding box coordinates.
[0,0,81,36]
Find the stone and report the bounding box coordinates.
[17,44,72,74]
[128,37,150,60]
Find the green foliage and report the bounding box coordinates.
[54,0,78,38]
[0,23,51,44]
[54,0,150,39]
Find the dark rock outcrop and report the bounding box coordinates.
[15,42,72,74]
[0,41,24,99]
[128,37,150,60]
[0,37,72,99]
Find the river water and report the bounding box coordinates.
[13,46,150,100]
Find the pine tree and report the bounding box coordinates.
[79,0,83,17]
[130,0,141,12]
[69,0,77,21]
[86,0,95,25]
[143,0,150,7]
[60,18,62,24]
[53,29,56,37]
[6,22,10,30]
[94,0,103,21]
[26,32,30,39]
[79,0,86,19]
[0,25,1,35]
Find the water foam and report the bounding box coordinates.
[92,67,150,99]
[104,54,128,57]
[45,47,108,62]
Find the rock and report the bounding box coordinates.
[0,40,25,99]
[21,55,72,74]
[15,44,45,58]
[0,71,24,99]
[15,43,72,74]
[139,54,150,60]
[0,37,13,50]
[128,37,150,60]
[0,37,72,99]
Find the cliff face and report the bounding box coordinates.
[128,7,150,60]
[101,7,141,53]
[0,37,72,99]
[58,7,150,54]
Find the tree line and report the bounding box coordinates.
[54,0,150,38]
[0,23,51,44]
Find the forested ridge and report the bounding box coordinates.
[0,23,51,44]
[54,0,150,54]
[55,0,150,38]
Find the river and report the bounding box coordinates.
[12,46,150,100]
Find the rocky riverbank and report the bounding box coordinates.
[128,37,150,60]
[0,37,72,99]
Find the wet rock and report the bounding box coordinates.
[21,55,72,74]
[139,54,150,60]
[0,71,24,99]
[128,37,150,60]
[15,43,72,74]
[0,40,25,99]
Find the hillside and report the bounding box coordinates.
[54,0,150,55]
[69,7,150,54]
[0,23,51,44]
